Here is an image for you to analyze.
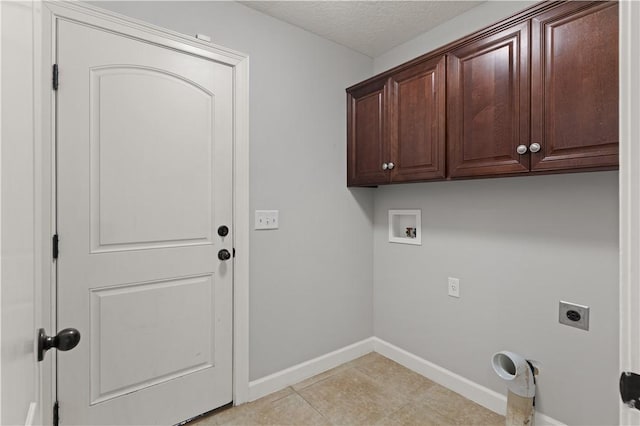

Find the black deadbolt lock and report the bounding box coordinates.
[38,327,81,361]
[218,225,229,237]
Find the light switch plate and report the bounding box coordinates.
[255,210,279,230]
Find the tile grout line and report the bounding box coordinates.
[377,400,413,424]
[292,387,336,425]
[351,356,425,424]
[294,354,406,426]
[292,364,357,393]
[291,356,380,426]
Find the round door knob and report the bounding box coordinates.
[218,249,231,261]
[38,327,81,361]
[381,163,388,170]
[217,225,229,237]
[529,143,541,153]
[387,162,395,170]
[516,144,528,155]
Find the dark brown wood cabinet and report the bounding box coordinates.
[346,1,618,187]
[347,79,388,186]
[447,21,530,178]
[347,56,446,186]
[389,56,446,182]
[530,1,619,171]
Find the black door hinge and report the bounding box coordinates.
[53,401,59,426]
[52,234,59,259]
[233,248,236,258]
[52,64,59,91]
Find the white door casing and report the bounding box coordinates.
[36,2,250,424]
[619,0,640,424]
[0,1,44,425]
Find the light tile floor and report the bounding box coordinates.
[189,353,505,426]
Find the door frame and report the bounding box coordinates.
[37,1,250,422]
[619,1,640,424]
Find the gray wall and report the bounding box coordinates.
[374,173,619,425]
[92,1,375,381]
[372,2,619,424]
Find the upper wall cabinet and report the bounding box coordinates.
[389,55,446,183]
[530,1,619,171]
[447,22,530,178]
[347,79,389,186]
[347,55,446,186]
[346,0,618,187]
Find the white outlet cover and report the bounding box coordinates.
[448,277,460,298]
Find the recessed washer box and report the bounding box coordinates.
[388,209,421,245]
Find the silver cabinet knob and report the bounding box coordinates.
[516,144,528,155]
[382,163,388,170]
[529,143,541,153]
[387,162,395,170]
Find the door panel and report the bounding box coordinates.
[57,19,233,425]
[390,56,446,182]
[531,1,619,171]
[91,66,213,250]
[347,79,389,186]
[89,275,214,404]
[447,22,530,177]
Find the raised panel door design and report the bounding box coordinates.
[390,56,446,182]
[447,22,530,178]
[531,2,619,171]
[90,275,214,404]
[91,66,214,252]
[347,80,389,186]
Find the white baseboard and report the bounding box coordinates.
[247,336,564,425]
[372,337,565,426]
[247,337,375,401]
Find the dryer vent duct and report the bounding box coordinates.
[492,351,537,426]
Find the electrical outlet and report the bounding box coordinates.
[448,277,460,298]
[559,301,589,331]
[255,210,279,230]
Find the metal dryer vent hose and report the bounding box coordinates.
[492,351,537,426]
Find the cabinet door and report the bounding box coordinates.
[389,56,446,182]
[347,80,389,186]
[447,22,530,178]
[531,2,618,171]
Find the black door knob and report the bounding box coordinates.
[218,249,231,261]
[38,327,81,361]
[217,225,229,237]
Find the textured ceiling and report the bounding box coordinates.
[239,1,484,57]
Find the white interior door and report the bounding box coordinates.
[56,18,233,425]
